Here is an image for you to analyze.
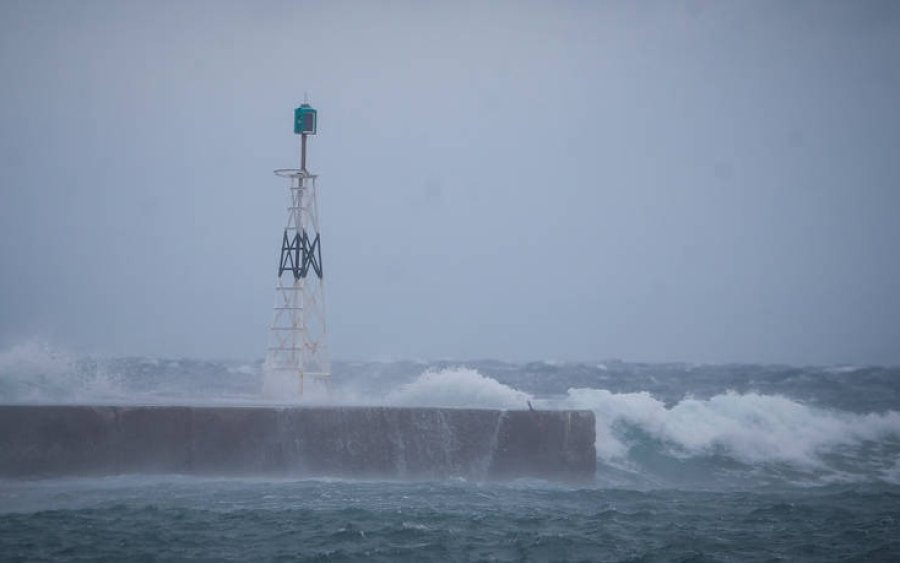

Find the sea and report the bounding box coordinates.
[1,342,899,561]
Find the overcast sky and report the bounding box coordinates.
[1,1,899,365]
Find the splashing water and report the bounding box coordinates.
[386,367,533,409]
[553,387,900,485]
[2,343,899,486]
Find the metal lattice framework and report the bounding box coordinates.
[264,167,329,397]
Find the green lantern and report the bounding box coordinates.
[294,104,317,135]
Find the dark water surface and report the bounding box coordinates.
[1,350,899,560]
[2,477,898,562]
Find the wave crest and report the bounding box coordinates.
[386,367,533,409]
[560,387,900,477]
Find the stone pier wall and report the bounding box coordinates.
[0,405,596,483]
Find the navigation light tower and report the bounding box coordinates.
[264,103,329,398]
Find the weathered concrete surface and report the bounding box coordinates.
[0,405,596,482]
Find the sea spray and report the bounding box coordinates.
[3,344,900,486]
[550,387,900,485]
[557,388,900,465]
[385,367,533,410]
[0,341,124,404]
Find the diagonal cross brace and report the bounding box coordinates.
[278,229,323,280]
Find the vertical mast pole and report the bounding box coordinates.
[301,133,307,173]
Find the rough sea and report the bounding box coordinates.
[1,342,899,561]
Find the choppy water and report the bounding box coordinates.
[1,342,899,561]
[2,477,898,561]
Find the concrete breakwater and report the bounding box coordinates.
[0,405,596,482]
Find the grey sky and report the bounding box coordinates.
[1,1,899,365]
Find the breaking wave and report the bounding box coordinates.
[386,367,532,409]
[553,387,900,486]
[2,343,899,486]
[376,368,900,485]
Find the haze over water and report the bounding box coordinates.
[2,1,900,365]
[2,1,900,561]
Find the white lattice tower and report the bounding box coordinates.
[264,103,329,398]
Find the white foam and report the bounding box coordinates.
[0,341,83,402]
[0,340,71,378]
[5,346,899,481]
[557,388,900,468]
[386,367,533,410]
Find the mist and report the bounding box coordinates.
[1,1,899,365]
